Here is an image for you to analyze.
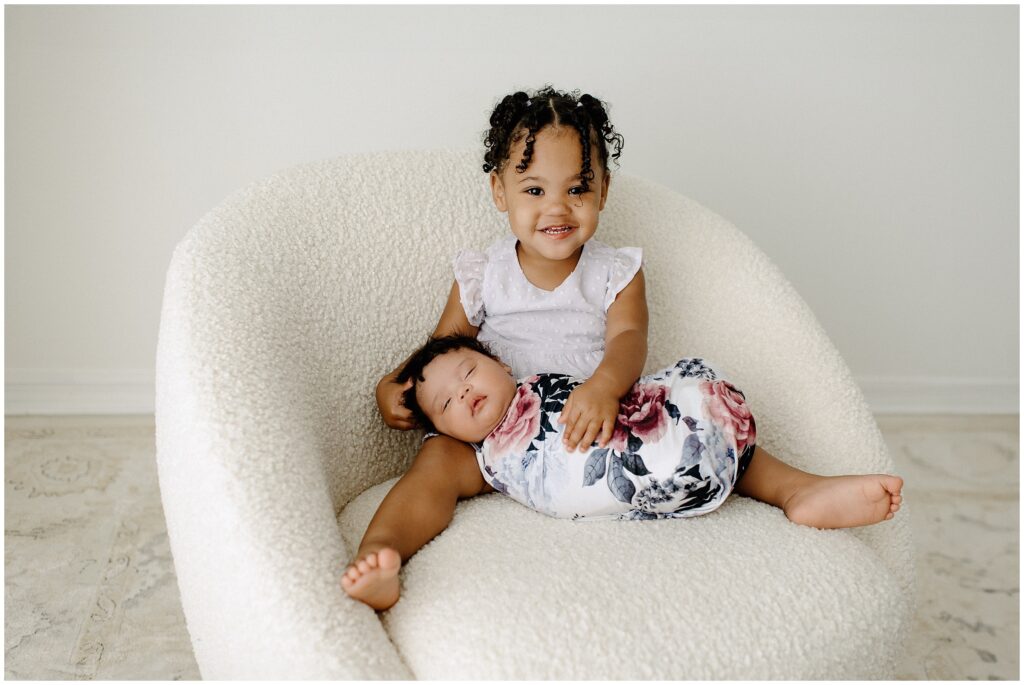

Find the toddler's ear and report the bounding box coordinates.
[598,171,611,211]
[489,172,508,212]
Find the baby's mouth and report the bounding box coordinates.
[471,395,485,415]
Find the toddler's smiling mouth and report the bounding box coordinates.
[540,225,576,237]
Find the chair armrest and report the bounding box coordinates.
[156,236,412,678]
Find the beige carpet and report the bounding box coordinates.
[4,414,1018,680]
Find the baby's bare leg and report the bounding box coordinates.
[342,435,489,610]
[735,446,903,529]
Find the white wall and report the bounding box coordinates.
[5,4,1018,414]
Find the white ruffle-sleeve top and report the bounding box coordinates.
[452,236,643,379]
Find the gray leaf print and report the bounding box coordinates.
[620,451,650,476]
[679,433,706,470]
[582,448,609,487]
[606,455,636,504]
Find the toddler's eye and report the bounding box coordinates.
[525,187,543,196]
[569,186,588,196]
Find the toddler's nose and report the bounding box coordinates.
[546,197,572,213]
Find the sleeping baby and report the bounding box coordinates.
[404,334,758,520]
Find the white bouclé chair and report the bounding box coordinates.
[156,148,914,679]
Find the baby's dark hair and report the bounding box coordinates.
[395,334,501,433]
[482,85,625,194]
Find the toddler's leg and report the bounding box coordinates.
[342,435,487,610]
[735,446,903,529]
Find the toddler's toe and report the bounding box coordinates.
[378,547,402,572]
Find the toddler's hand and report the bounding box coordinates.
[558,378,619,453]
[376,376,418,431]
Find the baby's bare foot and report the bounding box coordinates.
[341,547,401,611]
[783,474,903,529]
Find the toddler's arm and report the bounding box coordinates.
[376,280,480,429]
[559,269,649,451]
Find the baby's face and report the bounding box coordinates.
[415,348,518,443]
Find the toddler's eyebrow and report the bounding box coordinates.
[517,173,582,184]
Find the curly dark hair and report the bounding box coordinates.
[395,334,501,433]
[482,85,624,194]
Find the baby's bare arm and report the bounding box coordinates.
[355,434,493,563]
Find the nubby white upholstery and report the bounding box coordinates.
[156,148,914,679]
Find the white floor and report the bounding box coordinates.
[4,414,1019,680]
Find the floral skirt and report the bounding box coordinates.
[475,358,757,521]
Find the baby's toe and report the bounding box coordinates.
[366,554,379,569]
[357,560,371,574]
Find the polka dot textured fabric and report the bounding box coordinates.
[453,236,642,379]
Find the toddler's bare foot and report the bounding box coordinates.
[783,473,903,529]
[341,547,401,611]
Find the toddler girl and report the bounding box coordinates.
[348,86,646,610]
[343,85,902,611]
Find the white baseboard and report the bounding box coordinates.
[4,369,1019,416]
[5,369,156,415]
[857,375,1018,415]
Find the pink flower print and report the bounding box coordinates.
[486,381,542,461]
[701,380,756,455]
[609,382,670,451]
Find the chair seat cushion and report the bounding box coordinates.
[338,478,906,680]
